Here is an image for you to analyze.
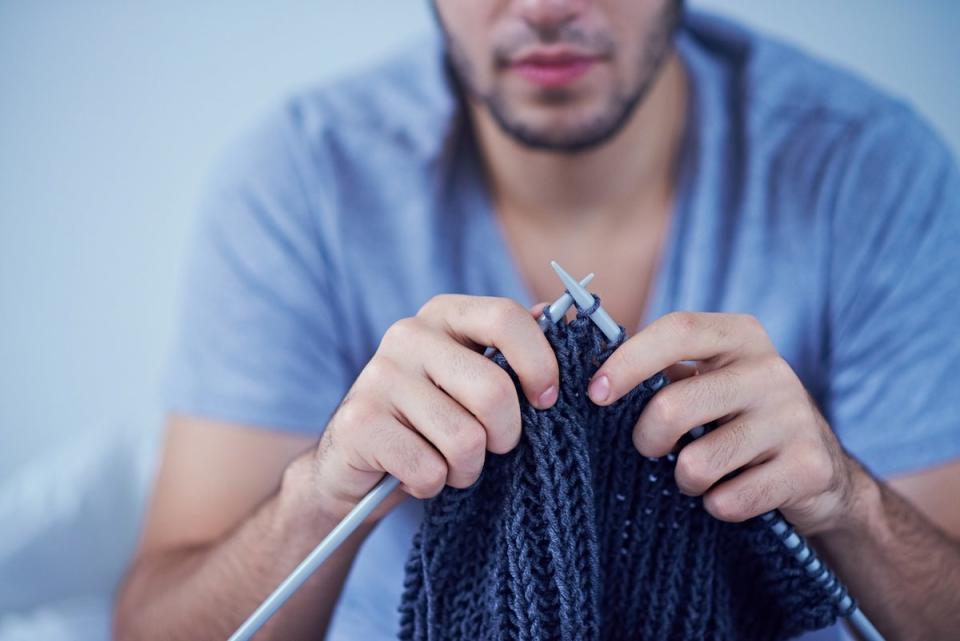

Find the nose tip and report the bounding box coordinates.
[517,0,586,32]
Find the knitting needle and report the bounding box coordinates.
[228,272,594,641]
[550,260,622,343]
[484,271,595,357]
[550,262,886,641]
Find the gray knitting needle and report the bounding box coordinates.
[554,261,701,439]
[551,261,886,641]
[228,272,594,641]
[550,260,622,344]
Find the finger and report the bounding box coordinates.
[633,362,760,457]
[673,414,781,496]
[387,369,488,489]
[529,301,550,317]
[417,294,560,409]
[588,311,773,406]
[702,458,793,523]
[347,411,449,500]
[397,330,523,454]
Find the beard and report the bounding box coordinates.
[435,0,684,154]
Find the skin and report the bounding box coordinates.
[114,1,960,639]
[437,0,682,151]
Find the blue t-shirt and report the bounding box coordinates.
[166,10,960,641]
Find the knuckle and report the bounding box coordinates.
[704,491,742,522]
[417,294,449,318]
[712,485,763,522]
[382,316,420,346]
[446,471,479,490]
[706,481,772,523]
[448,425,487,469]
[675,449,712,495]
[362,355,399,386]
[631,424,657,457]
[408,456,448,498]
[446,439,486,489]
[423,458,449,493]
[487,416,521,454]
[665,311,698,336]
[334,396,379,430]
[486,404,522,454]
[490,298,525,331]
[645,391,681,429]
[738,313,764,335]
[765,355,793,381]
[476,372,516,416]
[462,423,488,455]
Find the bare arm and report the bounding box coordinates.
[114,296,560,640]
[814,461,960,640]
[113,417,372,640]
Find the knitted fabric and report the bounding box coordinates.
[397,302,851,641]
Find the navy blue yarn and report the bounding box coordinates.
[398,302,850,641]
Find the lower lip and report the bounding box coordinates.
[511,58,597,88]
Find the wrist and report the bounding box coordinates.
[277,452,371,534]
[825,457,886,540]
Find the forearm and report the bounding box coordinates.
[813,461,960,640]
[114,457,371,641]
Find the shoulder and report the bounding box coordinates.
[198,31,458,237]
[682,10,957,215]
[683,10,918,129]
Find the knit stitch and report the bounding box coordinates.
[398,301,851,641]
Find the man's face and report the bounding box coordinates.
[433,0,684,153]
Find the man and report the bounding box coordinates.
[114,1,960,639]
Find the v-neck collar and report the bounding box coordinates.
[458,34,703,335]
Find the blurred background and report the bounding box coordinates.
[1,1,958,639]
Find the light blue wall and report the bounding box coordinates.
[1,2,957,471]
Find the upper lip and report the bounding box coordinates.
[510,47,603,66]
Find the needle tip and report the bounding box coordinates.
[550,261,578,289]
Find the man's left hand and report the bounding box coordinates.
[586,311,869,535]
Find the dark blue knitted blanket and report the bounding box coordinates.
[398,306,849,641]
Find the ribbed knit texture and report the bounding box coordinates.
[398,302,849,641]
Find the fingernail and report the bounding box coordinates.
[537,385,557,408]
[588,375,610,403]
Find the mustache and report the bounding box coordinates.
[492,23,615,66]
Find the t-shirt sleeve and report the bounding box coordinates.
[164,106,352,435]
[825,106,960,479]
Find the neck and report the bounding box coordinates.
[468,50,687,229]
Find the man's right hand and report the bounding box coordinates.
[284,294,561,523]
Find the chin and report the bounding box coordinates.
[485,86,630,153]
[513,89,601,118]
[513,108,609,137]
